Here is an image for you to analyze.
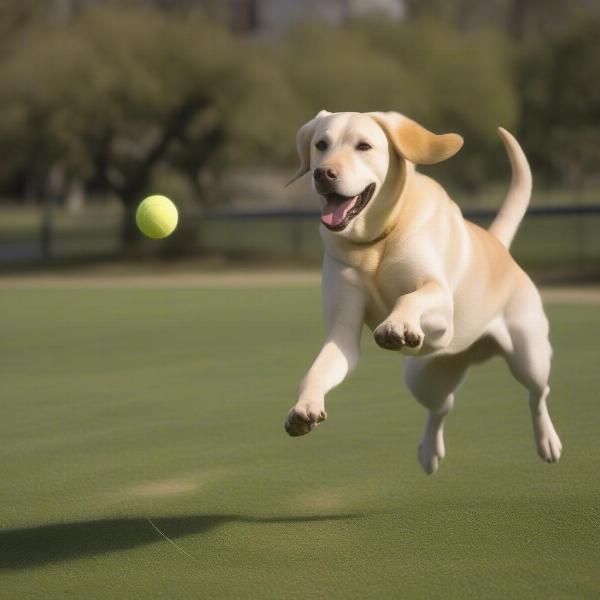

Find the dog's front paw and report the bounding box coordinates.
[285,404,327,437]
[373,320,423,351]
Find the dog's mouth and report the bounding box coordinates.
[320,183,376,231]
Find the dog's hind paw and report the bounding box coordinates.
[536,430,563,463]
[417,429,445,474]
[285,405,327,437]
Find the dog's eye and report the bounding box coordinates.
[356,142,372,151]
[315,140,328,151]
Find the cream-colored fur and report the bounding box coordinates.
[285,110,562,473]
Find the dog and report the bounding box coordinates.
[284,110,562,473]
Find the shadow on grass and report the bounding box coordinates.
[0,513,364,570]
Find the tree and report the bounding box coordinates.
[404,0,599,39]
[0,0,46,53]
[280,23,424,117]
[0,6,270,252]
[518,17,600,187]
[278,19,518,190]
[367,19,519,190]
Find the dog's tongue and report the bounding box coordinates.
[321,196,358,228]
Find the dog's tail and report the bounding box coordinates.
[488,127,532,249]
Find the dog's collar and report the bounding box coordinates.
[347,222,397,247]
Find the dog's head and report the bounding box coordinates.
[288,111,463,242]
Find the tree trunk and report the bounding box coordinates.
[121,198,143,258]
[65,178,85,214]
[115,98,207,256]
[40,194,53,263]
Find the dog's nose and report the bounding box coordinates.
[313,167,338,181]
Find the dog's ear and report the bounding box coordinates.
[286,110,330,187]
[370,112,463,165]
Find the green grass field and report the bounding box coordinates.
[1,284,598,598]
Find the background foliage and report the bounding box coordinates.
[0,0,598,251]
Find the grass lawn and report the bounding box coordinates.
[1,284,598,598]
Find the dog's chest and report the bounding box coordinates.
[359,245,421,327]
[324,232,424,325]
[375,257,417,299]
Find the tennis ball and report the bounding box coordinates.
[136,195,178,239]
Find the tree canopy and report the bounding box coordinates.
[0,0,598,251]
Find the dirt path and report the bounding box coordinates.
[2,270,600,303]
[0,269,321,289]
[539,287,600,304]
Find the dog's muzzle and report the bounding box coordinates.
[320,183,376,231]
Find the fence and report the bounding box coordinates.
[1,204,599,282]
[196,205,600,282]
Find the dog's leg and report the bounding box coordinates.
[285,262,366,437]
[502,285,562,463]
[374,281,453,352]
[405,353,468,473]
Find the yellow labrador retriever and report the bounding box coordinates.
[284,110,562,473]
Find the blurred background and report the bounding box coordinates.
[1,0,599,281]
